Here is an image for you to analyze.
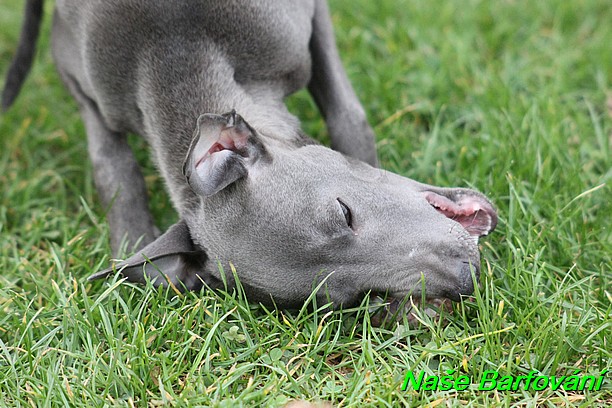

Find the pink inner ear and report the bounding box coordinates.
[196,126,250,168]
[424,192,497,237]
[210,127,248,154]
[208,142,228,155]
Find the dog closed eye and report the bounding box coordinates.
[336,198,353,230]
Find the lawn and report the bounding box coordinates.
[0,0,610,406]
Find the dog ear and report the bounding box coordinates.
[422,189,498,237]
[88,220,209,291]
[182,110,265,197]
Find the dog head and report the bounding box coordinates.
[91,111,497,309]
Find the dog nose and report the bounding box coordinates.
[457,261,480,297]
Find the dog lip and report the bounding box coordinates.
[381,288,463,303]
[369,292,455,308]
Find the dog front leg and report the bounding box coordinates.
[78,100,157,256]
[308,0,378,166]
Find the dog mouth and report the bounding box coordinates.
[368,293,453,327]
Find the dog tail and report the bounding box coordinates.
[1,0,45,111]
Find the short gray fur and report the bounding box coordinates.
[3,0,497,308]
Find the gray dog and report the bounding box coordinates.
[3,0,497,310]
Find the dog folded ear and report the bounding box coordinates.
[88,220,209,291]
[182,110,265,197]
[422,189,498,237]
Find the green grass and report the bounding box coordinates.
[1,0,610,406]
